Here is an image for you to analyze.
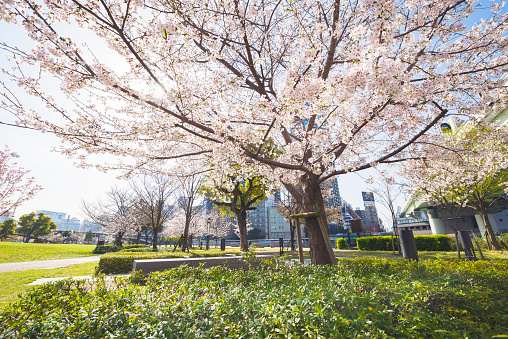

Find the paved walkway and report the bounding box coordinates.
[0,256,101,273]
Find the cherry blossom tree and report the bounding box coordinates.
[401,122,508,250]
[0,146,42,217]
[206,208,235,245]
[1,0,508,263]
[162,208,206,250]
[131,173,177,250]
[82,187,136,246]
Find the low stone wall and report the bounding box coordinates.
[133,254,276,274]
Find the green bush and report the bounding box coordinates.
[357,235,395,251]
[357,234,454,252]
[336,238,349,249]
[120,247,154,253]
[92,245,122,254]
[98,249,243,274]
[414,234,453,251]
[121,244,148,250]
[2,258,508,338]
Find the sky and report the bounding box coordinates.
[4,1,501,226]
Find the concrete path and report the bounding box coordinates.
[0,256,101,273]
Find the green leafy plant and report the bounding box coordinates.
[2,258,508,338]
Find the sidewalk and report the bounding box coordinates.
[0,256,101,273]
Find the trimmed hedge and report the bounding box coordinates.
[121,244,148,250]
[92,245,122,254]
[98,249,243,274]
[357,234,454,251]
[336,238,349,249]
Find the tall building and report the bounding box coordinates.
[321,177,345,234]
[352,192,381,232]
[36,210,82,232]
[248,199,271,239]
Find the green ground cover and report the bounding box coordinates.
[1,257,507,338]
[0,243,96,263]
[0,262,97,308]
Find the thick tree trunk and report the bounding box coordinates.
[136,231,142,244]
[301,174,335,265]
[481,212,501,250]
[235,210,249,251]
[115,232,123,246]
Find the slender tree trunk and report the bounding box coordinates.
[290,220,296,251]
[152,229,158,250]
[182,218,190,252]
[480,211,501,250]
[301,175,335,265]
[235,210,249,251]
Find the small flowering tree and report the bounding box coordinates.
[402,122,508,250]
[131,173,177,250]
[82,187,136,246]
[2,0,508,263]
[163,209,206,250]
[0,146,42,217]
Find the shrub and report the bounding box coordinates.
[92,245,122,254]
[98,249,243,274]
[414,234,453,251]
[120,247,154,253]
[357,234,455,252]
[122,244,148,250]
[357,236,395,251]
[336,238,349,249]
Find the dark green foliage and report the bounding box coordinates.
[2,258,508,338]
[92,245,122,255]
[18,212,57,242]
[97,249,242,274]
[357,235,454,251]
[336,237,349,249]
[0,219,16,240]
[83,230,93,243]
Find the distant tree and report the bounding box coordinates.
[0,146,42,218]
[175,171,204,252]
[163,209,206,251]
[82,187,136,246]
[67,232,85,244]
[18,212,57,242]
[0,218,17,240]
[202,174,268,251]
[40,231,64,244]
[84,230,93,243]
[247,227,265,240]
[206,208,235,246]
[131,173,177,250]
[61,230,71,238]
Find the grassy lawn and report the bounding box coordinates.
[0,262,98,308]
[0,242,96,263]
